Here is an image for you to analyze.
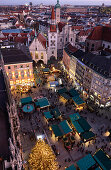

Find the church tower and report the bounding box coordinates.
[48,7,57,60]
[55,0,61,24]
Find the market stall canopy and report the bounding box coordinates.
[44,111,53,119]
[35,97,50,108]
[77,154,96,170]
[69,113,80,121]
[72,121,84,134]
[65,164,76,170]
[51,107,61,119]
[57,87,68,95]
[93,149,111,170]
[80,131,95,141]
[51,120,72,137]
[21,97,32,105]
[68,88,79,97]
[78,117,91,131]
[72,96,85,106]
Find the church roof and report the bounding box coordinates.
[37,33,47,49]
[58,22,66,32]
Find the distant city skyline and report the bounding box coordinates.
[0,0,111,6]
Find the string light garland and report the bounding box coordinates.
[28,139,58,170]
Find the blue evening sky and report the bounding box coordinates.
[0,0,111,5]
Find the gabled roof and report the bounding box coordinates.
[50,25,57,32]
[58,22,66,32]
[72,26,84,31]
[51,7,55,20]
[37,33,47,49]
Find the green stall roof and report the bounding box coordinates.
[59,120,72,135]
[51,124,63,137]
[72,121,84,134]
[35,97,50,108]
[58,87,67,95]
[21,97,32,105]
[78,117,91,131]
[81,131,95,141]
[72,96,85,106]
[60,92,71,100]
[66,164,76,170]
[77,154,96,170]
[44,111,53,119]
[93,149,111,170]
[51,107,61,118]
[94,167,101,170]
[69,88,79,97]
[69,113,80,121]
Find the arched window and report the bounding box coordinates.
[35,52,38,59]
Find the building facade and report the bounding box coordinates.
[63,43,111,107]
[1,46,34,90]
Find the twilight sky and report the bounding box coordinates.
[0,0,111,5]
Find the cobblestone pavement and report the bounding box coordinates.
[13,70,111,169]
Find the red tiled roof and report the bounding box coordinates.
[37,33,47,49]
[58,22,66,32]
[0,37,7,41]
[29,31,35,36]
[66,43,78,53]
[3,33,9,36]
[50,25,56,32]
[11,33,18,36]
[14,37,28,43]
[72,26,84,30]
[87,26,111,42]
[78,29,92,36]
[20,33,28,37]
[51,7,55,20]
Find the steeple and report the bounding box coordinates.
[55,0,61,9]
[51,7,55,20]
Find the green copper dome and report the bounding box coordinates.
[55,0,61,8]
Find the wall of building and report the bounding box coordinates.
[5,62,34,88]
[29,38,48,64]
[86,39,102,52]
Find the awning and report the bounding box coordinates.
[93,149,111,170]
[78,117,91,131]
[72,96,85,106]
[51,107,61,119]
[58,87,68,95]
[21,97,32,105]
[51,120,72,137]
[59,120,72,135]
[72,121,84,133]
[51,124,63,137]
[69,113,80,121]
[44,111,53,119]
[80,131,95,141]
[65,164,76,170]
[60,92,71,101]
[77,154,96,170]
[68,88,79,97]
[35,97,50,108]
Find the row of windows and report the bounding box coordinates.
[60,38,73,42]
[35,52,44,59]
[8,64,29,70]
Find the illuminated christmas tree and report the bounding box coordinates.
[28,139,58,170]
